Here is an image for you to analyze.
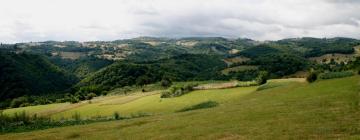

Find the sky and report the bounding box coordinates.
[0,0,359,43]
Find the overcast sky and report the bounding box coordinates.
[0,0,359,43]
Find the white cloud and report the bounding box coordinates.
[0,0,359,43]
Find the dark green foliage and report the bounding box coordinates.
[239,45,280,58]
[192,42,230,55]
[79,62,160,90]
[307,72,318,83]
[0,52,77,104]
[276,37,359,57]
[227,70,259,81]
[252,54,308,77]
[85,93,97,100]
[79,54,226,91]
[256,71,269,85]
[10,96,29,108]
[318,71,354,79]
[160,78,172,87]
[349,57,360,71]
[160,91,172,98]
[49,56,113,79]
[177,101,219,112]
[113,112,121,120]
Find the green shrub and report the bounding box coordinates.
[160,78,172,87]
[10,96,29,108]
[256,71,268,85]
[177,101,219,112]
[307,72,318,83]
[160,91,172,98]
[70,96,80,104]
[160,83,198,98]
[85,93,97,100]
[113,112,121,120]
[318,71,354,79]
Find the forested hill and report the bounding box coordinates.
[0,51,78,105]
[77,54,227,91]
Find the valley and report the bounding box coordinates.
[1,37,360,139]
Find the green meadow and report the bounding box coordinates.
[1,76,359,139]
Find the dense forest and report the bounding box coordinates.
[0,51,78,108]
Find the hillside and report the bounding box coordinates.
[1,76,359,139]
[78,54,227,90]
[1,37,360,109]
[0,52,78,108]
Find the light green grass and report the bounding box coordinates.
[257,78,306,91]
[1,76,359,139]
[52,86,256,119]
[3,103,69,116]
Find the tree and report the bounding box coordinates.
[256,71,268,85]
[10,96,29,108]
[160,78,172,87]
[136,75,151,86]
[307,72,318,83]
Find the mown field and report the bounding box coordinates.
[3,82,257,120]
[1,76,360,139]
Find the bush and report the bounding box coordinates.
[307,72,318,83]
[177,101,219,112]
[10,97,29,108]
[256,71,268,85]
[318,71,354,79]
[85,93,97,100]
[160,91,172,98]
[160,83,198,98]
[160,78,172,87]
[113,112,121,120]
[70,96,80,104]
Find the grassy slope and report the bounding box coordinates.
[1,76,360,139]
[54,87,255,119]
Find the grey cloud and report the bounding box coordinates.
[1,0,360,42]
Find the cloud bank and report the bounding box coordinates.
[0,0,359,43]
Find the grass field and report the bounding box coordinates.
[1,76,359,139]
[3,83,257,120]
